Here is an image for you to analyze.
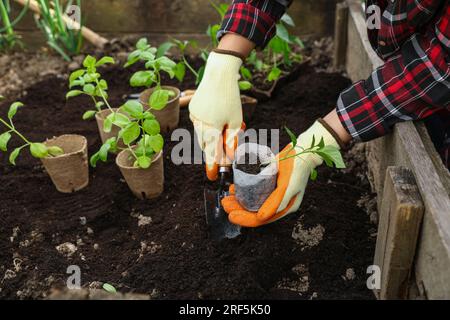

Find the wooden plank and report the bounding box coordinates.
[374,166,424,300]
[333,2,349,70]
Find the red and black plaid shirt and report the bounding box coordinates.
[219,0,450,143]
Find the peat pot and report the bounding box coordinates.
[140,86,181,133]
[233,143,278,212]
[41,134,89,193]
[116,149,164,200]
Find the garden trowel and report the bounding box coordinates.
[204,166,241,241]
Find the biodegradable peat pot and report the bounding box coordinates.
[241,95,258,124]
[116,149,164,200]
[41,135,89,193]
[139,86,181,133]
[233,143,278,212]
[95,108,125,149]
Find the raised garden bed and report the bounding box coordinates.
[0,60,376,299]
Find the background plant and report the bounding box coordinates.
[0,0,29,51]
[34,0,83,61]
[0,99,63,165]
[125,38,178,111]
[66,54,115,120]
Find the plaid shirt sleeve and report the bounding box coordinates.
[217,0,292,48]
[337,0,450,141]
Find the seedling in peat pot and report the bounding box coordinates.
[125,38,182,132]
[0,99,89,193]
[66,55,116,120]
[90,99,164,170]
[125,38,177,107]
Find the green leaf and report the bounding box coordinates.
[122,123,141,145]
[148,134,164,152]
[320,145,346,169]
[149,89,169,111]
[196,66,205,85]
[315,151,334,167]
[66,90,84,99]
[174,62,186,83]
[90,152,101,168]
[95,56,115,67]
[48,146,64,157]
[136,38,148,50]
[140,51,155,61]
[112,113,131,128]
[96,101,105,110]
[156,56,177,69]
[157,42,175,58]
[318,137,325,149]
[268,36,287,54]
[69,69,86,84]
[8,102,24,119]
[130,71,154,88]
[239,81,252,91]
[240,66,252,81]
[9,147,22,166]
[83,55,97,68]
[281,13,295,27]
[143,119,160,135]
[0,132,12,151]
[310,135,316,149]
[121,100,143,118]
[83,84,95,95]
[83,110,97,120]
[310,168,318,181]
[137,156,151,169]
[102,283,117,294]
[99,143,111,161]
[267,67,282,82]
[30,143,48,159]
[285,127,298,146]
[103,117,113,133]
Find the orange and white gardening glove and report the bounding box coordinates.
[189,51,245,181]
[222,120,344,227]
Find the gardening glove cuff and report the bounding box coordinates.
[189,51,244,181]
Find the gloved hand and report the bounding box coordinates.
[189,51,244,181]
[222,120,344,227]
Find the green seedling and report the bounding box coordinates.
[66,55,116,120]
[90,99,164,170]
[0,101,63,165]
[102,283,117,294]
[276,127,346,181]
[125,38,177,111]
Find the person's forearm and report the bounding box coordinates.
[323,109,352,146]
[217,33,256,59]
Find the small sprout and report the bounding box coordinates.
[102,283,117,294]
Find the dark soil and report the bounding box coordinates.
[0,62,376,300]
[236,153,264,175]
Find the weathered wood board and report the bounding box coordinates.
[343,0,450,299]
[374,166,424,299]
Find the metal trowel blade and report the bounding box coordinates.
[204,188,241,241]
